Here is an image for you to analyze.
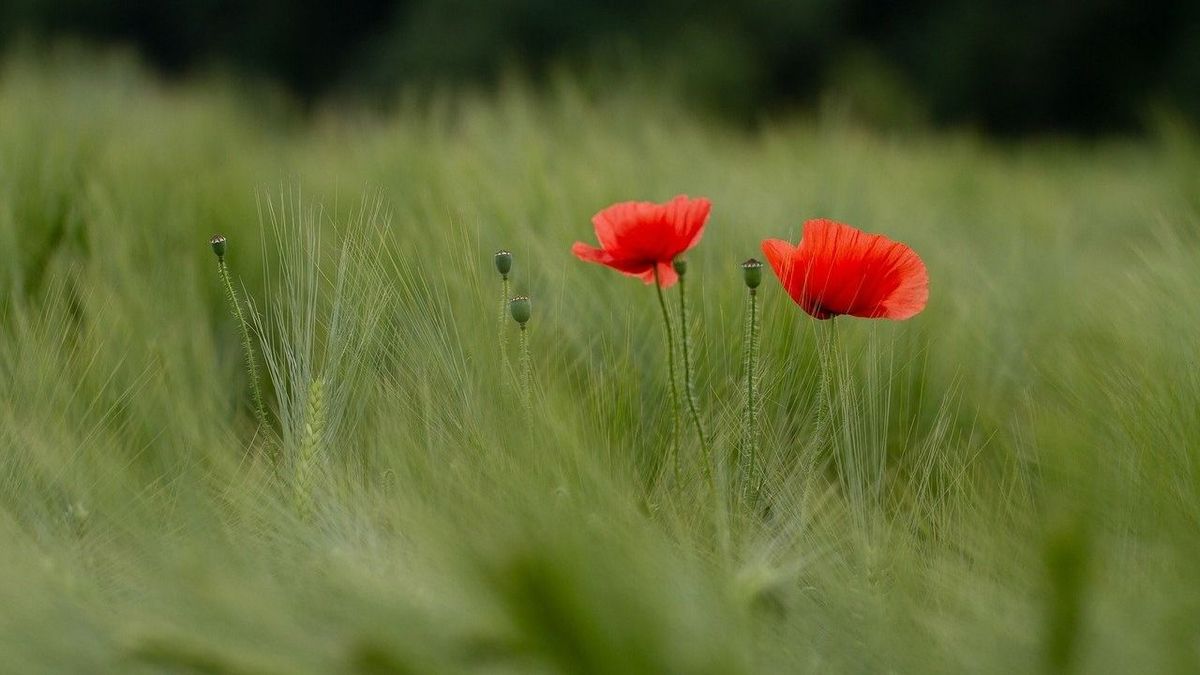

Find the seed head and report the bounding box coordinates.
[210,234,227,261]
[741,258,763,289]
[509,296,531,326]
[672,258,688,276]
[494,249,513,277]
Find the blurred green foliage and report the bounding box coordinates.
[2,0,1198,134]
[1,51,1200,672]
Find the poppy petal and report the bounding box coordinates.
[761,238,800,299]
[797,219,870,316]
[641,261,678,287]
[801,219,927,319]
[872,244,928,319]
[572,241,672,285]
[664,195,711,254]
[576,196,708,288]
[591,201,660,256]
[762,220,928,321]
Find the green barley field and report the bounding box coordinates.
[2,50,1199,674]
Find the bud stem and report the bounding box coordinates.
[217,258,272,453]
[498,275,511,361]
[741,285,761,503]
[519,324,533,425]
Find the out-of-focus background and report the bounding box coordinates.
[3,0,1198,135]
[3,3,1200,674]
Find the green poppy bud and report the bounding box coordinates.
[741,258,763,289]
[210,234,227,261]
[672,258,688,276]
[495,249,513,278]
[509,296,531,327]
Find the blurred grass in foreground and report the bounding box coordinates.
[1,49,1199,673]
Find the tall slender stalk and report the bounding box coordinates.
[495,250,513,373]
[674,260,711,474]
[518,324,532,419]
[212,236,271,442]
[509,295,533,427]
[739,258,764,501]
[751,291,762,453]
[739,294,754,455]
[652,266,682,478]
[813,319,836,451]
[741,286,761,499]
[499,276,508,348]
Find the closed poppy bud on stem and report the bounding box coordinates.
[210,234,227,261]
[509,295,534,421]
[742,258,763,291]
[672,258,688,276]
[509,296,531,327]
[494,249,512,278]
[496,250,513,362]
[739,257,764,503]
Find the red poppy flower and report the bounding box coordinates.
[572,195,710,287]
[761,219,928,320]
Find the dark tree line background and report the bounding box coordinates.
[2,0,1197,135]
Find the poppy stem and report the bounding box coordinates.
[518,324,533,423]
[741,286,761,502]
[217,258,271,443]
[739,291,753,470]
[509,295,533,429]
[494,250,514,377]
[652,266,682,480]
[498,275,510,358]
[813,319,836,460]
[675,262,712,481]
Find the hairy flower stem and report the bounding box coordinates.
[498,275,510,359]
[741,287,761,502]
[518,324,533,424]
[676,268,712,483]
[813,320,836,453]
[738,294,753,464]
[217,260,271,440]
[652,266,682,479]
[294,376,326,518]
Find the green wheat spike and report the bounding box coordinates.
[294,375,326,518]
